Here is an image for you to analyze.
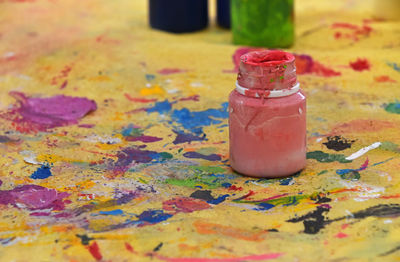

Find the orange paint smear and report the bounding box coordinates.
[193,221,266,242]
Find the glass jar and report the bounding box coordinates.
[229,50,306,177]
[231,0,294,48]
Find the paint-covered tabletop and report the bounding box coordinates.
[1,0,400,261]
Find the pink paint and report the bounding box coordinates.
[229,50,306,177]
[0,184,69,210]
[227,47,341,77]
[157,68,187,75]
[335,232,349,239]
[125,93,157,103]
[156,253,283,262]
[3,92,97,132]
[349,58,370,71]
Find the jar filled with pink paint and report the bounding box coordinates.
[229,50,306,177]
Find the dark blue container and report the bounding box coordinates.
[149,0,208,33]
[217,0,231,28]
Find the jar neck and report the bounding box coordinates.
[236,81,300,98]
[237,50,298,98]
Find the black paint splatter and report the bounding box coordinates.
[288,204,400,235]
[379,245,400,257]
[76,234,94,245]
[287,206,331,234]
[153,242,163,252]
[190,190,215,202]
[352,204,400,219]
[323,136,355,151]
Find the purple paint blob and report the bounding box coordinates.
[4,92,97,132]
[112,147,158,174]
[0,184,69,210]
[173,130,205,144]
[125,135,162,143]
[183,151,221,161]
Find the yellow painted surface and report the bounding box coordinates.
[0,0,400,261]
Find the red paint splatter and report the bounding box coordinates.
[226,47,341,77]
[124,93,157,103]
[162,197,210,214]
[233,190,255,201]
[95,34,121,44]
[60,80,68,89]
[51,65,72,85]
[335,232,349,239]
[332,22,372,41]
[374,75,396,83]
[228,185,243,191]
[341,224,349,229]
[349,58,370,71]
[125,242,136,253]
[88,242,102,261]
[157,68,187,75]
[178,95,200,102]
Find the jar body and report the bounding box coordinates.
[149,0,208,33]
[231,0,294,48]
[217,0,231,28]
[229,90,306,177]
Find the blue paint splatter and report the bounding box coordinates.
[387,62,400,73]
[30,165,52,179]
[255,203,275,211]
[99,209,124,216]
[280,177,293,185]
[147,100,172,114]
[171,103,229,134]
[145,74,156,81]
[136,209,172,224]
[336,159,369,175]
[207,194,229,205]
[172,130,205,144]
[221,183,232,188]
[183,151,221,161]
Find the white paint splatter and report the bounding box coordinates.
[83,135,121,144]
[316,138,323,142]
[384,219,393,224]
[345,142,381,160]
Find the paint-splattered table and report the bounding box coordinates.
[1,0,400,261]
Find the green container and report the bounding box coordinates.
[231,0,294,48]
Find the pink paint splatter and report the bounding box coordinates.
[0,185,69,210]
[1,92,97,133]
[157,68,187,75]
[125,93,157,103]
[226,47,341,77]
[155,253,283,262]
[335,232,349,239]
[349,58,370,71]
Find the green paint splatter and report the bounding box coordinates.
[165,175,224,189]
[159,152,173,160]
[385,102,400,114]
[236,194,308,207]
[188,166,226,174]
[340,171,360,181]
[317,170,328,175]
[307,151,352,163]
[381,141,400,153]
